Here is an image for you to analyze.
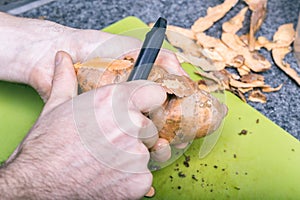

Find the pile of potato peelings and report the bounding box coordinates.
[156,0,299,103]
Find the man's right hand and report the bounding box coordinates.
[0,51,167,200]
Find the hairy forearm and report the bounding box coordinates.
[0,12,114,101]
[0,146,76,200]
[0,161,61,200]
[0,162,29,199]
[0,12,71,84]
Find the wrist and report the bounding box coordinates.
[0,12,73,85]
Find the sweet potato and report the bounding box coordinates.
[74,57,228,144]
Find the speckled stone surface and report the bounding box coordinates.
[18,0,300,139]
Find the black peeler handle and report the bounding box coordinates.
[127,17,167,81]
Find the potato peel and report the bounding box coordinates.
[194,71,222,85]
[255,36,274,51]
[221,32,271,72]
[75,58,133,92]
[222,7,248,34]
[244,0,268,51]
[231,87,247,102]
[191,0,239,33]
[239,87,253,93]
[240,73,264,83]
[262,84,283,92]
[254,24,295,51]
[273,23,296,48]
[149,22,195,40]
[230,78,265,88]
[155,74,198,97]
[149,0,295,103]
[166,30,201,56]
[237,65,251,76]
[196,32,238,66]
[248,90,267,103]
[272,47,300,85]
[176,52,223,71]
[194,71,226,92]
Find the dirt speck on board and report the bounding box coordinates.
[234,186,241,190]
[192,174,198,181]
[238,129,248,135]
[183,154,191,168]
[178,171,186,178]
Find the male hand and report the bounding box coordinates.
[0,51,166,199]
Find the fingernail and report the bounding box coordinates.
[174,142,189,149]
[55,52,63,66]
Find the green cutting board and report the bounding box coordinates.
[1,17,299,199]
[0,83,43,164]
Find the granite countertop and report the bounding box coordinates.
[17,0,300,139]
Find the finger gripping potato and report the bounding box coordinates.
[74,57,227,144]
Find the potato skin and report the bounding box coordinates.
[75,58,133,92]
[150,90,227,145]
[75,58,227,144]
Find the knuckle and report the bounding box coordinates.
[126,172,153,199]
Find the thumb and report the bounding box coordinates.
[42,51,78,115]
